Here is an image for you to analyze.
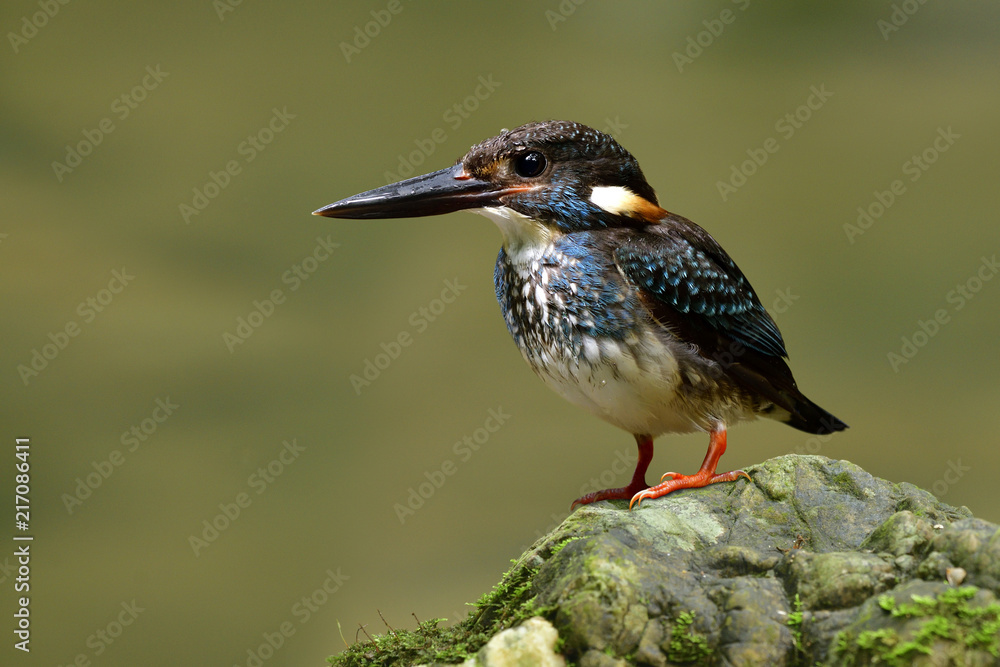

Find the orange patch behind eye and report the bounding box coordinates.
[631,197,668,224]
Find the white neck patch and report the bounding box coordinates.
[472,206,555,262]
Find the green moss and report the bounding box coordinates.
[831,471,865,499]
[472,560,541,624]
[329,558,557,666]
[787,593,804,652]
[327,616,491,667]
[667,611,713,664]
[551,536,584,555]
[834,586,1000,666]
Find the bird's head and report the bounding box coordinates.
[314,120,666,250]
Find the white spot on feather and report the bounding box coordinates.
[534,284,549,319]
[589,185,644,216]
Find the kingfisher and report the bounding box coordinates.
[314,120,846,509]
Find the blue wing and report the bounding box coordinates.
[614,216,787,358]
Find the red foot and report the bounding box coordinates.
[629,426,748,509]
[571,434,653,509]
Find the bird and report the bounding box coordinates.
[313,120,846,509]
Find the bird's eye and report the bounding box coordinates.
[513,151,546,178]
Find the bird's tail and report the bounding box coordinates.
[725,355,847,435]
[778,392,848,435]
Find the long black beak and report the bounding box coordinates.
[313,164,517,219]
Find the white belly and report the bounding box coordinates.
[527,331,704,437]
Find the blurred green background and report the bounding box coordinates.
[2,1,999,664]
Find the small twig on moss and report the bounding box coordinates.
[357,623,378,651]
[377,609,396,635]
[412,612,422,626]
[337,620,350,649]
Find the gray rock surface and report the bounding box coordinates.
[330,455,1000,666]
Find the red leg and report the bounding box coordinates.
[571,434,654,509]
[629,425,749,509]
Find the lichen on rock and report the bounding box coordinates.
[330,455,1000,666]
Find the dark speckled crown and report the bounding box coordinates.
[460,121,660,233]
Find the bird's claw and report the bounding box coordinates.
[629,489,654,510]
[628,468,751,510]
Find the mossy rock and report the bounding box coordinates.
[329,455,997,666]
